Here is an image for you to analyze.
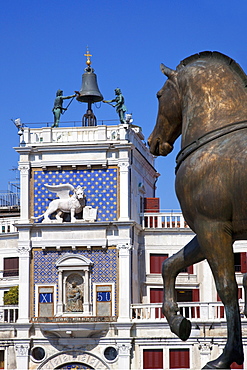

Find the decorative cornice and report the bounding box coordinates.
[31,159,108,168]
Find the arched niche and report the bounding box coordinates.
[56,254,93,315]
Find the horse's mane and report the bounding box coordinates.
[176,51,247,87]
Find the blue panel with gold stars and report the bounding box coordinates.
[33,168,118,222]
[33,248,118,316]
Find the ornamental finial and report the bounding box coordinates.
[84,47,92,67]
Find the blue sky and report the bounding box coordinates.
[1,0,247,209]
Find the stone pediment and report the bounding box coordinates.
[56,254,93,268]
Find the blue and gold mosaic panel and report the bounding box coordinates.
[33,168,118,222]
[32,248,118,316]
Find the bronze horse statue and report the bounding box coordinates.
[148,51,247,369]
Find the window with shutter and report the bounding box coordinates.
[143,349,163,369]
[0,350,4,369]
[217,288,242,319]
[238,288,242,299]
[150,288,163,303]
[217,293,225,318]
[169,348,189,369]
[150,288,164,318]
[150,254,168,274]
[179,265,194,274]
[240,252,247,273]
[3,257,19,277]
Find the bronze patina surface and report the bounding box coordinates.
[148,51,247,369]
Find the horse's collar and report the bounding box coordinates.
[175,120,247,173]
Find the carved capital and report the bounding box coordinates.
[198,343,213,353]
[18,163,30,175]
[117,243,132,250]
[17,245,31,255]
[15,344,29,356]
[117,343,132,355]
[118,161,129,170]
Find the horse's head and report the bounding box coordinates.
[74,185,85,200]
[148,64,182,156]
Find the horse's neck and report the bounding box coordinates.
[180,73,247,147]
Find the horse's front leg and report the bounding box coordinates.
[195,221,244,369]
[162,235,205,341]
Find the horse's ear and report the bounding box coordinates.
[160,63,175,78]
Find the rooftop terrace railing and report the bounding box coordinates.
[19,121,146,146]
[0,192,20,208]
[22,119,120,128]
[140,211,189,229]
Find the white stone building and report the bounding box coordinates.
[0,121,246,369]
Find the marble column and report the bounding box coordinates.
[17,243,31,323]
[18,163,30,222]
[117,244,132,319]
[118,161,130,221]
[117,342,132,370]
[14,342,30,370]
[57,270,63,314]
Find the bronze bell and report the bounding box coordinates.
[76,66,103,103]
[76,49,104,126]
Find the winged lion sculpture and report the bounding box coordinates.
[33,183,86,223]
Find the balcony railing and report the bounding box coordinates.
[140,211,189,229]
[131,302,246,322]
[0,192,20,208]
[0,305,18,323]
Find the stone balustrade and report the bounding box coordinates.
[21,124,144,146]
[0,305,18,323]
[140,211,189,229]
[131,301,246,321]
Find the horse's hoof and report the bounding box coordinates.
[202,359,230,369]
[169,315,191,341]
